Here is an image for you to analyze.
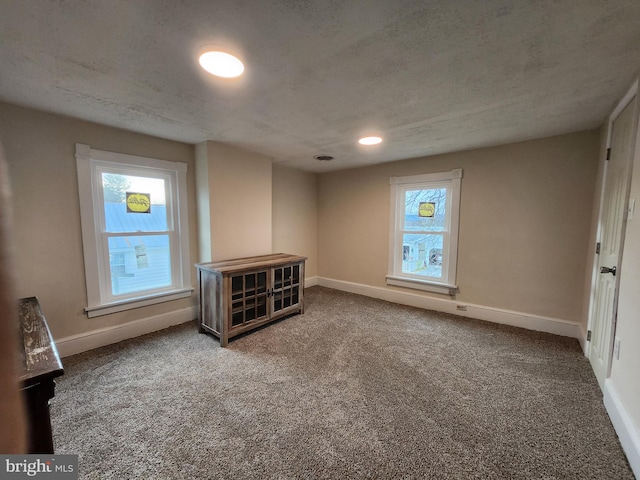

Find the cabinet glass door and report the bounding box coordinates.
[231,270,268,327]
[272,264,301,314]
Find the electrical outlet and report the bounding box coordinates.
[614,338,621,360]
[456,305,467,311]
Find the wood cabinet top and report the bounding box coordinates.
[195,253,306,274]
[19,297,64,386]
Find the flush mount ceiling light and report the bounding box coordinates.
[199,51,244,78]
[358,136,383,146]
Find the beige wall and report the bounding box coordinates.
[272,165,318,279]
[196,141,272,262]
[318,130,600,323]
[0,102,198,339]
[195,142,212,263]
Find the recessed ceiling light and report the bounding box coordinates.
[358,136,383,146]
[199,51,244,78]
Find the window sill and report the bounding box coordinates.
[85,287,194,318]
[386,275,457,295]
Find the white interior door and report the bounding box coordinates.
[589,95,637,389]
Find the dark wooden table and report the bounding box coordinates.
[18,297,64,454]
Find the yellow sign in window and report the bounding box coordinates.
[126,192,151,213]
[418,202,435,218]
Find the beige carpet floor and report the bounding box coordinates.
[51,286,634,479]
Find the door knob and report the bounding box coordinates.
[600,266,617,276]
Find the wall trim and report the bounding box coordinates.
[317,277,580,338]
[55,306,197,358]
[604,379,640,478]
[305,276,319,287]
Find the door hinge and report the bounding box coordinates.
[596,242,601,255]
[606,148,611,160]
[587,330,592,341]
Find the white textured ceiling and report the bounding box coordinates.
[1,0,639,172]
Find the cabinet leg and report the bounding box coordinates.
[23,381,56,454]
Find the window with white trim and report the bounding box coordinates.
[387,169,462,295]
[76,144,192,317]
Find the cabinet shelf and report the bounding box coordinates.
[196,253,306,347]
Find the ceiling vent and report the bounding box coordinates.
[313,155,334,161]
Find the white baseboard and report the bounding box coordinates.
[55,306,197,358]
[604,379,640,478]
[305,276,319,287]
[318,277,581,339]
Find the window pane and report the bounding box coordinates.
[402,233,443,278]
[102,173,167,232]
[404,188,447,232]
[108,235,172,295]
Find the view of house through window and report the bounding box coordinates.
[102,173,172,296]
[387,169,462,294]
[402,187,447,279]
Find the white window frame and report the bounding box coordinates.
[76,144,192,317]
[387,169,462,295]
